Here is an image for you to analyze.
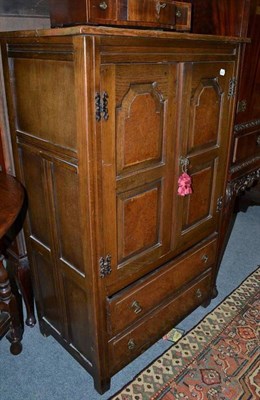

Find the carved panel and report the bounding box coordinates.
[117,183,160,262]
[234,119,260,133]
[188,78,222,153]
[117,83,164,175]
[226,168,260,201]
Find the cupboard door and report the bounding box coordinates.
[173,62,235,251]
[100,63,179,293]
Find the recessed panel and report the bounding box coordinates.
[62,275,92,362]
[12,58,77,150]
[118,184,161,262]
[117,83,164,174]
[189,79,222,152]
[19,147,51,248]
[52,163,84,274]
[33,250,62,333]
[183,164,214,228]
[233,131,260,163]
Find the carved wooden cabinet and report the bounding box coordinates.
[191,0,260,202]
[230,0,260,191]
[0,26,244,393]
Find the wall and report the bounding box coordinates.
[0,2,50,173]
[0,16,50,31]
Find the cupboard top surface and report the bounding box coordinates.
[0,24,250,44]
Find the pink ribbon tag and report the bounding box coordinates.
[178,172,193,196]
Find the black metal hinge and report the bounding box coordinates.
[95,92,109,122]
[99,254,112,278]
[228,78,237,99]
[216,196,223,213]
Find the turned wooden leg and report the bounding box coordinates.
[0,255,23,355]
[17,256,36,327]
[5,255,36,327]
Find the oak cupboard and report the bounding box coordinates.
[0,26,245,393]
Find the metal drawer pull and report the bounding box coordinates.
[196,289,202,299]
[176,9,182,18]
[257,135,260,146]
[99,1,108,10]
[202,254,209,263]
[128,339,136,350]
[131,300,143,314]
[156,2,167,14]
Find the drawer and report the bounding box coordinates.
[174,1,192,31]
[127,0,177,25]
[88,0,117,22]
[127,1,191,30]
[233,130,260,164]
[109,271,212,375]
[107,238,217,336]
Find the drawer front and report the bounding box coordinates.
[174,1,192,31]
[109,271,212,375]
[107,239,216,336]
[233,130,260,164]
[89,0,117,21]
[127,0,177,25]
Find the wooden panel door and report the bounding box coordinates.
[99,63,179,293]
[173,61,236,252]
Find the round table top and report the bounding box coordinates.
[0,172,24,239]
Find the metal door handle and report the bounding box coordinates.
[202,254,209,263]
[128,339,136,350]
[131,300,143,314]
[156,2,167,14]
[99,1,108,10]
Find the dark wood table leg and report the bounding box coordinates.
[0,255,23,355]
[17,256,36,327]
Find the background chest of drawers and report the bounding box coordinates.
[48,0,192,31]
[0,26,244,393]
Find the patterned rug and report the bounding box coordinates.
[111,267,260,400]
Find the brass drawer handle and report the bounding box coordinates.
[176,9,182,18]
[196,288,202,299]
[128,339,136,350]
[202,254,209,263]
[156,2,167,14]
[99,1,108,10]
[131,300,143,314]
